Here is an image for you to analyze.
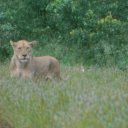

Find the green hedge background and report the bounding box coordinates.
[0,0,128,69]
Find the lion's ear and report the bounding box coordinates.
[29,41,37,47]
[10,40,16,48]
[10,40,14,45]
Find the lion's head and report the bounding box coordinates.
[10,40,36,63]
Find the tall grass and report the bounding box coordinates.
[0,63,128,128]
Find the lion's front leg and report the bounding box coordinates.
[10,69,22,78]
[22,70,33,79]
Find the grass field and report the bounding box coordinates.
[0,63,128,128]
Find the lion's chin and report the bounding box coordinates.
[19,59,29,63]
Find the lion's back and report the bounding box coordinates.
[33,56,61,78]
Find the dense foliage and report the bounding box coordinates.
[0,0,128,68]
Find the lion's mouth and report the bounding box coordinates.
[19,59,28,63]
[21,58,28,60]
[19,58,29,62]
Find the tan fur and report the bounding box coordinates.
[10,40,61,80]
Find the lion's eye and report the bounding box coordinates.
[18,47,21,50]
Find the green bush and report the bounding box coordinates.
[0,0,128,68]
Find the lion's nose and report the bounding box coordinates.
[22,54,27,57]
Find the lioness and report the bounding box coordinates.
[10,40,61,80]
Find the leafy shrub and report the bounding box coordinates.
[0,0,128,69]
